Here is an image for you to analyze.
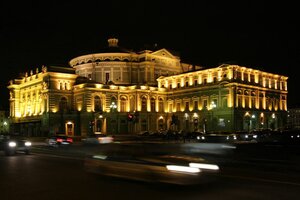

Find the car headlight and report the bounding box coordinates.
[25,141,32,146]
[166,165,201,173]
[189,163,220,170]
[8,141,17,147]
[197,136,205,140]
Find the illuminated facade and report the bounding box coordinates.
[8,38,288,137]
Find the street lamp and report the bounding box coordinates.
[210,101,217,132]
[109,102,118,134]
[3,121,8,133]
[110,102,117,111]
[244,112,251,133]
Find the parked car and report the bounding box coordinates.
[0,134,32,156]
[83,134,114,144]
[45,135,73,146]
[84,143,220,185]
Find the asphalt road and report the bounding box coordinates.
[1,142,300,200]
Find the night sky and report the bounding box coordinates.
[1,1,299,109]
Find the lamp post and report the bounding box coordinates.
[210,101,216,132]
[3,121,8,134]
[110,102,118,134]
[110,102,117,110]
[244,112,251,133]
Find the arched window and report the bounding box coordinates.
[194,80,198,85]
[120,96,127,112]
[150,97,156,112]
[238,96,242,108]
[245,96,250,108]
[94,96,102,112]
[141,96,147,112]
[59,97,68,112]
[193,101,198,110]
[130,97,135,111]
[185,102,189,111]
[159,98,164,112]
[251,97,256,109]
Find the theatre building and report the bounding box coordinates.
[7,38,288,137]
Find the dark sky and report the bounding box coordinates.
[1,0,299,109]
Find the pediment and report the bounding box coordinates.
[151,48,176,59]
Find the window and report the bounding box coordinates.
[260,98,264,109]
[203,100,208,109]
[245,97,249,108]
[130,97,135,111]
[250,74,255,83]
[105,73,110,83]
[59,97,68,112]
[222,98,228,108]
[238,96,242,108]
[251,98,256,109]
[203,79,207,84]
[176,103,181,112]
[159,98,164,112]
[194,80,198,86]
[150,98,155,112]
[194,101,198,110]
[141,96,147,112]
[177,83,180,88]
[169,104,173,112]
[120,97,127,112]
[185,81,189,87]
[185,102,189,111]
[94,96,102,112]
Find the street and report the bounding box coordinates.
[1,142,300,200]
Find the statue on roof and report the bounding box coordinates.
[42,65,47,73]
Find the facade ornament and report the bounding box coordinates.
[42,65,47,73]
[108,38,118,47]
[42,82,48,89]
[30,70,33,80]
